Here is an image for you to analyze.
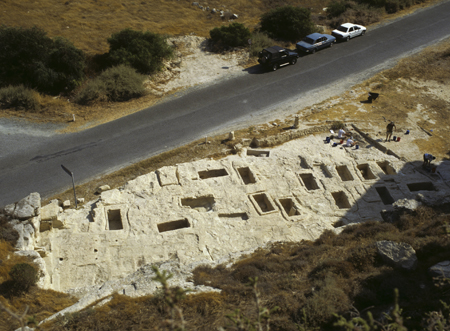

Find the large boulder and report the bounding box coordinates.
[429,261,450,279]
[12,218,38,251]
[376,240,418,270]
[393,198,421,211]
[13,192,41,220]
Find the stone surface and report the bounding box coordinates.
[96,185,111,194]
[41,202,60,222]
[12,219,37,251]
[4,203,15,217]
[429,261,450,278]
[376,240,418,270]
[7,134,450,294]
[393,198,422,211]
[13,192,40,219]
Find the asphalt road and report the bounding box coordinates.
[1,1,450,207]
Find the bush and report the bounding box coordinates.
[0,26,85,94]
[260,6,316,42]
[327,1,349,18]
[0,85,40,111]
[249,31,276,57]
[107,29,173,75]
[330,6,382,27]
[210,23,251,50]
[76,65,146,104]
[9,263,38,292]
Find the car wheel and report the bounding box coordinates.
[329,42,333,47]
[312,48,316,54]
[272,64,278,71]
[361,30,366,36]
[346,36,350,42]
[290,58,297,65]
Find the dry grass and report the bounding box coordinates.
[32,206,450,330]
[0,240,77,330]
[0,0,282,55]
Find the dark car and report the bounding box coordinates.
[258,46,299,71]
[296,33,336,54]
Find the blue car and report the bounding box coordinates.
[296,33,336,54]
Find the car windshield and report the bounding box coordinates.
[261,50,271,57]
[302,37,314,44]
[337,26,348,32]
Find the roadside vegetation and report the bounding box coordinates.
[0,0,438,119]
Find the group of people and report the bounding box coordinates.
[336,122,437,170]
[337,128,356,147]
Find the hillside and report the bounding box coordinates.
[1,0,450,330]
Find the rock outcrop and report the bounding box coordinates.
[4,134,449,296]
[376,240,418,270]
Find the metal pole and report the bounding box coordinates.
[71,173,77,208]
[61,164,77,208]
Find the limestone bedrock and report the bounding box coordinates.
[16,134,449,294]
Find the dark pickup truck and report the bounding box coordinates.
[258,46,299,71]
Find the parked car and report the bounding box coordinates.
[296,33,336,54]
[332,23,366,41]
[258,46,299,71]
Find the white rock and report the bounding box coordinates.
[13,192,40,219]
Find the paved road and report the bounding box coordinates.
[1,1,450,207]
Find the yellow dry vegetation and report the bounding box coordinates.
[0,0,301,54]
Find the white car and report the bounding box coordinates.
[331,23,366,41]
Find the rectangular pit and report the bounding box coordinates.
[198,169,228,179]
[247,150,270,157]
[407,182,435,192]
[375,186,395,205]
[336,165,354,181]
[107,209,123,230]
[218,213,249,221]
[299,173,320,190]
[251,193,276,213]
[157,219,190,233]
[278,198,301,216]
[357,164,376,180]
[181,196,215,212]
[237,167,257,184]
[332,191,351,209]
[377,161,396,175]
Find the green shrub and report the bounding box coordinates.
[249,31,276,57]
[328,4,382,27]
[9,263,38,292]
[0,85,40,111]
[327,1,349,18]
[210,22,251,50]
[76,65,146,104]
[303,276,351,326]
[0,26,85,94]
[107,29,173,75]
[260,6,316,42]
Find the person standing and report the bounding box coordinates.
[386,121,396,142]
